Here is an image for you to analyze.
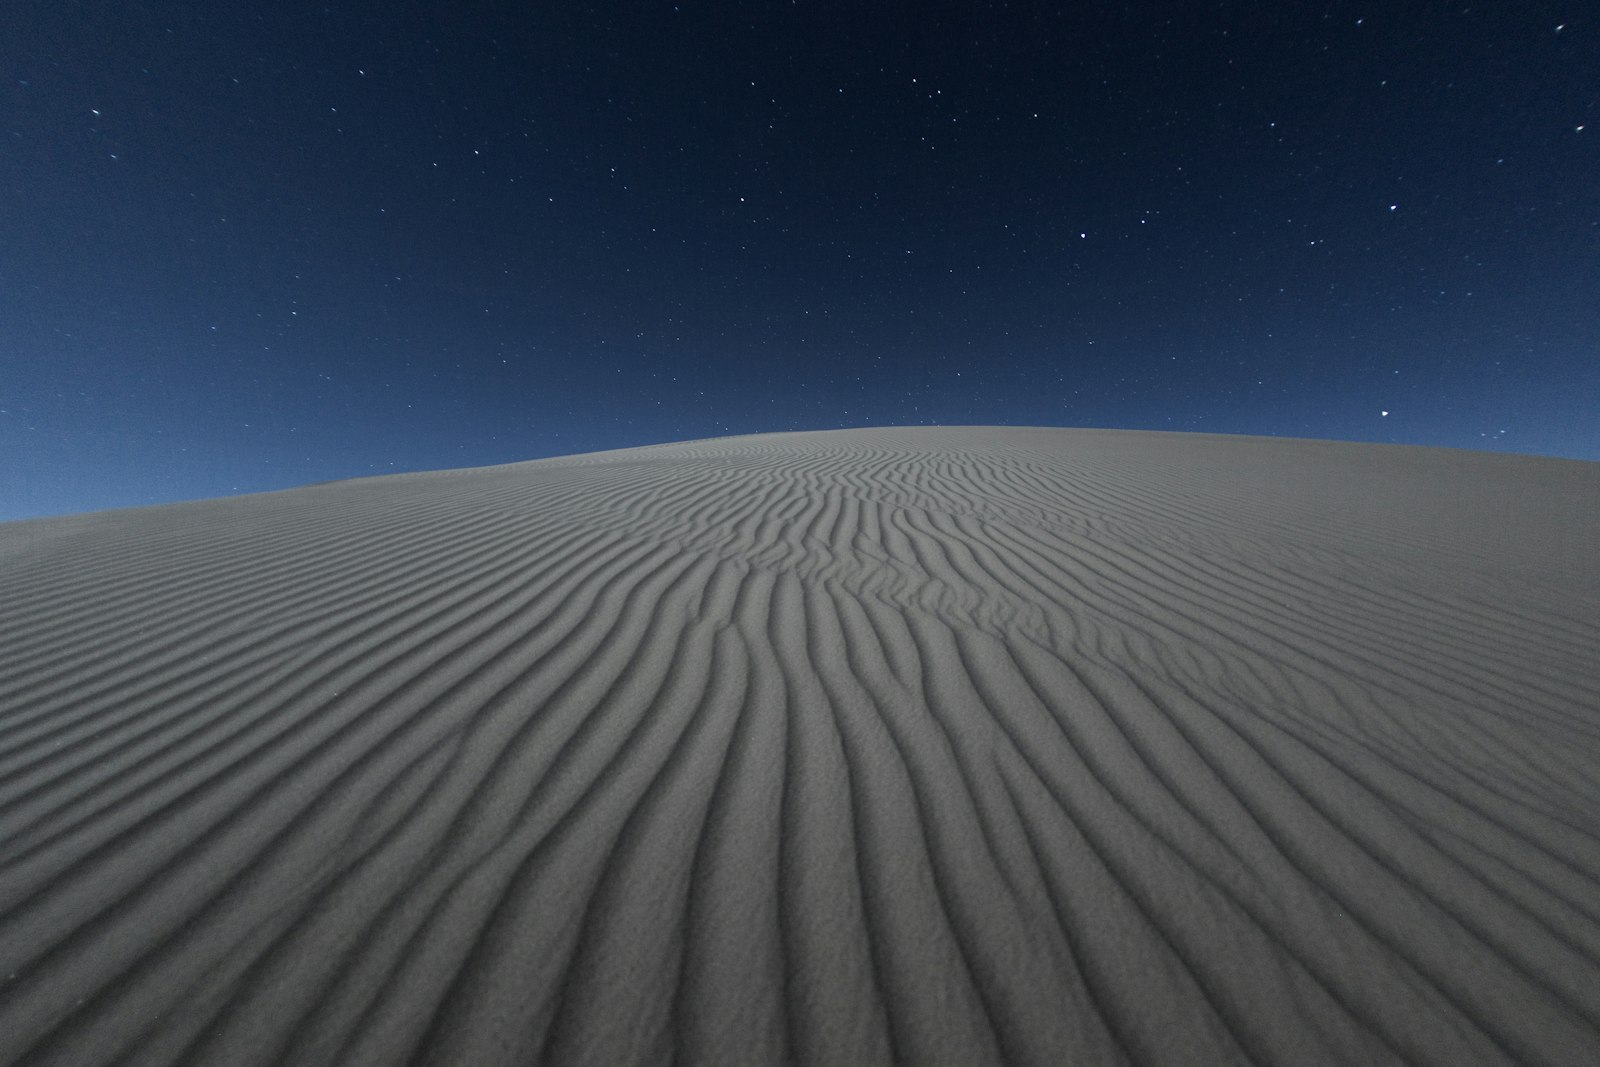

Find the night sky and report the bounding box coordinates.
[4,2,1597,521]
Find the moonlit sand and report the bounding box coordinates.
[1,427,1597,1066]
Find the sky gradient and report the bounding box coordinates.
[4,1,1597,521]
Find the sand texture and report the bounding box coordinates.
[1,426,1598,1066]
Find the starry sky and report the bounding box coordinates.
[3,1,1597,521]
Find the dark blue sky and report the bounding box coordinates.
[4,1,1596,521]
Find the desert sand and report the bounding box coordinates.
[0,426,1597,1066]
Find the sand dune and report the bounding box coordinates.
[1,426,1597,1066]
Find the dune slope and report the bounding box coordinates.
[1,426,1598,1066]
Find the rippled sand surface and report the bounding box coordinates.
[2,426,1597,1066]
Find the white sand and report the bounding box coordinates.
[0,426,1597,1066]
